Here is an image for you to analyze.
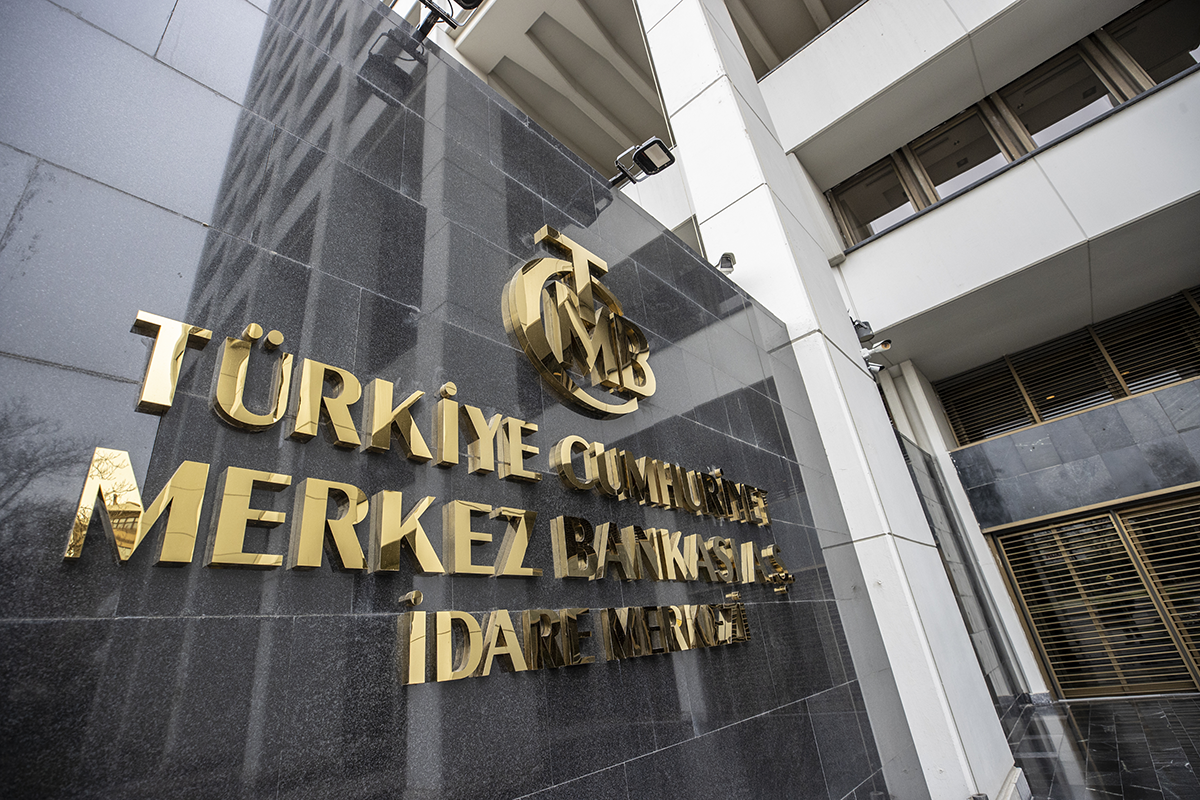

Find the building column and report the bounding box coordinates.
[637,1,1021,798]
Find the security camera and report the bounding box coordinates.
[861,339,891,358]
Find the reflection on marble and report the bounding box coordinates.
[0,0,882,798]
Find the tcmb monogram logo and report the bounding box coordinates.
[503,226,656,417]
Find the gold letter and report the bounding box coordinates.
[436,610,482,682]
[287,478,368,570]
[550,435,596,491]
[211,324,293,431]
[435,383,459,467]
[206,466,291,568]
[498,417,541,482]
[361,380,432,461]
[132,311,211,414]
[477,609,528,676]
[491,506,541,578]
[67,448,209,564]
[461,405,502,474]
[442,499,493,575]
[561,608,596,666]
[397,610,428,685]
[368,491,443,574]
[289,359,362,447]
[550,516,597,579]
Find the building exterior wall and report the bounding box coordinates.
[954,380,1200,529]
[0,1,894,798]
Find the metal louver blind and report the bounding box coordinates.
[935,359,1033,446]
[1008,329,1126,421]
[1120,499,1200,668]
[997,514,1196,698]
[935,286,1200,446]
[1093,292,1200,394]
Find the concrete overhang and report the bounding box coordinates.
[761,0,1140,190]
[835,71,1200,382]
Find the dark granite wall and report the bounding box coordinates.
[953,379,1200,528]
[0,1,885,798]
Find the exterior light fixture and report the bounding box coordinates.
[717,253,736,275]
[609,137,676,188]
[412,0,482,42]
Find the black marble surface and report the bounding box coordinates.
[0,1,883,797]
[953,381,1200,528]
[1006,696,1200,800]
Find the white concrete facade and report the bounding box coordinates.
[426,0,1200,797]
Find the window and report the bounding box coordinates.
[998,49,1117,147]
[828,158,920,243]
[1107,0,1200,85]
[826,0,1198,249]
[911,109,1008,199]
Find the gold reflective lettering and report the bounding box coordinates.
[614,314,655,398]
[662,605,690,651]
[361,380,432,461]
[550,435,595,491]
[561,608,595,666]
[287,478,368,570]
[435,610,482,682]
[442,499,493,575]
[709,537,737,583]
[435,383,459,467]
[632,526,665,581]
[674,465,705,515]
[700,472,727,518]
[751,488,771,527]
[739,540,769,585]
[657,529,693,581]
[211,324,293,431]
[550,516,597,579]
[491,506,541,578]
[621,452,650,505]
[367,491,443,574]
[498,417,540,482]
[206,466,291,569]
[593,522,638,581]
[594,444,624,497]
[522,609,564,670]
[289,359,362,447]
[397,610,428,685]
[600,607,650,660]
[67,448,209,564]
[684,533,722,583]
[132,311,211,414]
[762,544,795,593]
[461,405,502,474]
[476,609,528,677]
[644,606,670,654]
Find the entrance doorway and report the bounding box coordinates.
[995,495,1200,698]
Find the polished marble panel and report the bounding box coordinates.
[954,380,1200,527]
[0,0,877,797]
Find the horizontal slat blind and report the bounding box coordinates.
[935,286,1200,446]
[1121,498,1200,668]
[1094,293,1200,394]
[936,359,1033,446]
[1008,329,1125,421]
[998,514,1196,698]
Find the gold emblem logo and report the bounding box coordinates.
[503,226,655,417]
